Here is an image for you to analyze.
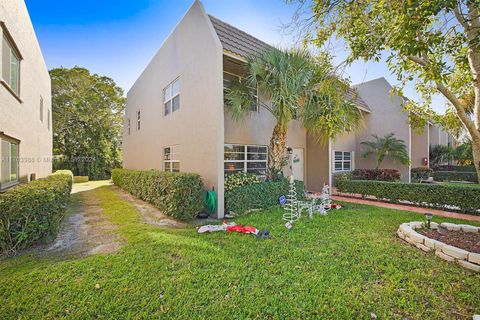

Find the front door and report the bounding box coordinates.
[292,148,304,181]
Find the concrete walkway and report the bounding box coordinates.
[332,194,480,222]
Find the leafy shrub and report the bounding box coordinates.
[336,179,480,214]
[334,172,352,183]
[453,142,473,165]
[51,170,74,186]
[432,171,478,183]
[429,144,454,166]
[352,169,400,181]
[112,169,204,220]
[411,167,433,182]
[225,178,304,214]
[73,176,89,183]
[432,165,476,172]
[224,172,260,192]
[0,171,73,255]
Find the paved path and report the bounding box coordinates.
[332,194,480,222]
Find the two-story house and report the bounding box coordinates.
[0,0,52,190]
[123,1,453,217]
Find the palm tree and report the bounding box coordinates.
[360,133,410,169]
[225,48,362,180]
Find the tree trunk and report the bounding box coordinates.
[472,139,480,184]
[267,123,288,181]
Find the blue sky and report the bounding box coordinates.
[25,0,447,113]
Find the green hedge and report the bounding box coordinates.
[225,179,304,214]
[410,167,434,182]
[112,169,204,220]
[224,172,260,192]
[336,179,480,214]
[0,170,73,254]
[432,171,478,183]
[432,165,476,172]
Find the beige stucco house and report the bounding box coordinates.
[0,0,52,190]
[123,1,452,217]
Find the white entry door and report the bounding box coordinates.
[292,148,304,181]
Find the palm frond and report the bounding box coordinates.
[360,133,410,167]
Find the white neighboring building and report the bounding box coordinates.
[0,0,52,190]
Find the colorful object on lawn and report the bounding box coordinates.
[204,190,217,213]
[282,175,300,229]
[331,203,342,209]
[279,195,286,205]
[197,221,269,238]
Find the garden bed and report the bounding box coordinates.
[397,221,480,272]
[419,229,480,254]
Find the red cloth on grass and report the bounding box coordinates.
[226,225,259,235]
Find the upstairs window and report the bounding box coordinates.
[163,145,179,172]
[223,72,258,112]
[136,110,141,130]
[164,78,180,116]
[47,109,50,131]
[40,97,44,123]
[334,151,353,172]
[1,27,21,96]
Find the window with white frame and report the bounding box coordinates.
[0,137,19,188]
[39,96,44,123]
[334,151,353,172]
[163,145,179,172]
[164,78,180,116]
[223,72,258,112]
[136,110,141,130]
[224,144,267,176]
[2,27,21,95]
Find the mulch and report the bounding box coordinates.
[419,229,480,254]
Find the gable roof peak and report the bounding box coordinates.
[208,14,272,58]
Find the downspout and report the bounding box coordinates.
[427,124,430,168]
[408,118,412,183]
[328,138,333,187]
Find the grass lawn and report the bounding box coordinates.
[441,182,480,188]
[1,184,479,319]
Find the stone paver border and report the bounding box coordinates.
[397,221,480,272]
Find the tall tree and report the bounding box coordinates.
[360,133,410,169]
[50,67,125,179]
[225,48,362,180]
[290,0,480,182]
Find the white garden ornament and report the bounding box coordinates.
[282,175,300,229]
[283,178,339,229]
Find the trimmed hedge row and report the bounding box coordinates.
[112,169,204,220]
[432,171,478,183]
[225,179,304,214]
[336,179,480,214]
[352,169,400,181]
[432,165,476,172]
[0,170,73,254]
